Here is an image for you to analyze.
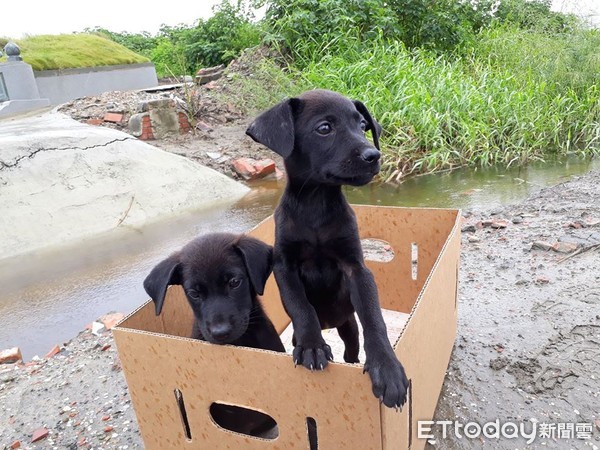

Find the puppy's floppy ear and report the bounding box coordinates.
[234,236,273,296]
[246,98,301,158]
[143,253,182,316]
[353,100,383,150]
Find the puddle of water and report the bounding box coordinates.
[0,157,597,359]
[0,187,283,360]
[345,157,600,209]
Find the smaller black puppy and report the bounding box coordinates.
[144,232,284,352]
[143,232,284,436]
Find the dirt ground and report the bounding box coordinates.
[1,165,598,449]
[2,60,599,448]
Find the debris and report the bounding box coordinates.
[552,241,578,254]
[31,428,49,443]
[45,344,61,358]
[91,322,106,336]
[490,219,509,229]
[531,241,553,251]
[231,158,276,181]
[103,112,124,123]
[0,347,22,364]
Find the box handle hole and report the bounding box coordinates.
[209,402,278,439]
[174,389,192,441]
[361,239,394,262]
[307,416,318,449]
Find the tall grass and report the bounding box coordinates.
[245,28,599,181]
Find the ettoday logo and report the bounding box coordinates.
[418,420,594,444]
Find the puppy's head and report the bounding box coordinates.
[143,233,273,345]
[246,89,382,186]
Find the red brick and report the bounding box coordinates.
[255,159,276,177]
[0,347,22,364]
[45,344,61,358]
[85,119,103,126]
[10,440,20,449]
[104,425,114,432]
[100,312,124,330]
[31,428,49,443]
[232,158,256,180]
[103,112,124,123]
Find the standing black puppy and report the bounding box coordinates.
[246,89,409,408]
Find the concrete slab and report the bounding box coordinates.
[0,111,249,261]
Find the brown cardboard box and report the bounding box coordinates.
[113,205,461,449]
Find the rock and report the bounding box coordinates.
[206,152,222,160]
[535,276,550,284]
[31,428,49,443]
[468,236,480,243]
[490,219,509,229]
[489,356,510,371]
[45,344,61,358]
[481,219,494,228]
[552,242,578,253]
[195,65,225,85]
[512,216,523,224]
[531,241,553,251]
[461,224,477,233]
[91,321,106,336]
[100,312,124,330]
[0,347,22,364]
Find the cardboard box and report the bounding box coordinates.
[113,205,461,449]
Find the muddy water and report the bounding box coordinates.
[0,157,597,359]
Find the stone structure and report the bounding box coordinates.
[129,99,192,140]
[0,42,50,118]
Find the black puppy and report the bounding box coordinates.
[246,89,409,409]
[143,232,284,436]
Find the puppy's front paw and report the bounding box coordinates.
[292,340,333,371]
[364,356,409,409]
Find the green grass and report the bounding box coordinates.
[0,34,149,71]
[233,28,600,181]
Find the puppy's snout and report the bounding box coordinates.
[360,148,381,164]
[209,322,232,341]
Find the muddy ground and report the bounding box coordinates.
[1,166,598,449]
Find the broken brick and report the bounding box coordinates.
[0,347,22,364]
[100,312,124,330]
[552,242,578,254]
[103,112,124,123]
[232,158,277,181]
[104,425,114,432]
[85,118,104,126]
[31,428,49,443]
[45,344,61,358]
[10,441,20,449]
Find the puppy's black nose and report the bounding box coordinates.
[209,323,232,341]
[360,148,381,163]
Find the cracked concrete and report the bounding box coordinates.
[0,111,249,261]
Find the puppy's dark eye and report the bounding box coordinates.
[316,123,332,135]
[187,289,201,300]
[360,120,368,132]
[229,278,242,289]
